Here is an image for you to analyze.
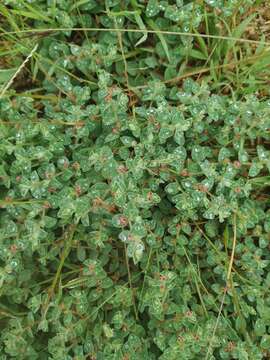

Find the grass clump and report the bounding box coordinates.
[0,1,270,359]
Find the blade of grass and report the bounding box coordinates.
[134,13,148,47]
[113,17,130,89]
[150,51,270,87]
[146,19,171,62]
[227,14,256,54]
[205,213,237,360]
[70,0,93,11]
[41,224,77,320]
[11,9,51,22]
[0,68,17,84]
[0,4,20,32]
[138,247,153,311]
[194,29,209,58]
[182,246,209,317]
[124,244,138,320]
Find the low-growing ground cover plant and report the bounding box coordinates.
[0,1,270,359]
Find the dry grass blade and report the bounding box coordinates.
[1,27,270,46]
[0,43,38,99]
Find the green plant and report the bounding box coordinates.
[0,1,270,359]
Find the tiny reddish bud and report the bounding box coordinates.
[43,201,51,209]
[10,244,18,254]
[233,160,241,168]
[119,216,128,227]
[75,185,81,196]
[181,169,189,177]
[159,275,167,281]
[63,160,69,169]
[147,191,153,201]
[185,310,193,317]
[117,165,128,174]
[48,187,56,193]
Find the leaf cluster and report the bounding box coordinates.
[0,1,270,359]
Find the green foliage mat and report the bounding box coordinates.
[0,1,270,359]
